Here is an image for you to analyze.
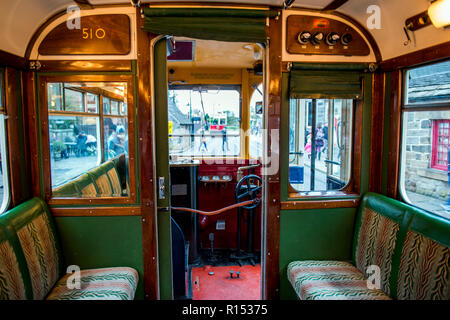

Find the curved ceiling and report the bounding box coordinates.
[0,0,449,60]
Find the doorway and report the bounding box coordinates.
[152,36,266,300]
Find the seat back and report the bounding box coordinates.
[353,192,450,299]
[0,198,64,300]
[352,192,407,296]
[396,209,449,300]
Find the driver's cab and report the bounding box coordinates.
[165,37,264,300]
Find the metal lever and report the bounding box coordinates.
[158,176,166,199]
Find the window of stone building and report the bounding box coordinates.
[400,60,450,220]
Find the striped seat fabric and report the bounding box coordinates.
[0,233,27,300]
[46,267,138,300]
[287,260,390,300]
[397,231,450,300]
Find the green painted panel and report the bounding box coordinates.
[154,38,173,300]
[54,216,144,300]
[279,208,357,299]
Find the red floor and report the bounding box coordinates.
[191,264,261,300]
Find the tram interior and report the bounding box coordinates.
[167,38,264,300]
[0,0,448,302]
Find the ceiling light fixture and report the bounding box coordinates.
[428,0,450,28]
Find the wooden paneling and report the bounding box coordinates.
[281,198,359,210]
[136,8,159,300]
[0,50,27,70]
[386,70,402,199]
[322,0,349,11]
[51,206,141,216]
[37,60,133,72]
[22,72,41,198]
[380,41,450,71]
[265,13,282,301]
[286,15,370,56]
[369,72,385,193]
[38,14,131,56]
[4,68,31,206]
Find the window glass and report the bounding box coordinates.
[168,86,241,157]
[104,117,128,161]
[49,116,100,186]
[103,97,110,114]
[111,100,119,115]
[405,60,450,105]
[47,82,130,198]
[289,98,353,192]
[86,93,98,113]
[250,83,263,159]
[47,83,62,111]
[400,110,450,219]
[64,88,84,112]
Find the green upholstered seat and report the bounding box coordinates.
[0,197,63,300]
[0,198,138,300]
[287,260,390,300]
[0,227,29,299]
[288,192,450,300]
[46,267,138,300]
[52,181,80,198]
[396,209,450,300]
[74,173,99,198]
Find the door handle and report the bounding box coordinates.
[158,176,166,199]
[157,207,170,212]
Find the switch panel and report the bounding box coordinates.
[286,15,370,56]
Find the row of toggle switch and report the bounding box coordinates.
[297,31,353,46]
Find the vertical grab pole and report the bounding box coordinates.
[310,99,317,191]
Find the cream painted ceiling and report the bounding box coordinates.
[0,0,449,61]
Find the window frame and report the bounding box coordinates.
[431,119,450,171]
[39,74,137,206]
[399,59,450,216]
[168,84,243,158]
[287,98,363,200]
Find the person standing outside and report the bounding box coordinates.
[222,127,228,152]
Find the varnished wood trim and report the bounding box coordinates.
[23,72,41,198]
[37,74,137,205]
[380,41,450,71]
[136,8,158,300]
[37,60,133,72]
[369,72,385,193]
[51,206,141,216]
[322,0,349,11]
[0,50,27,70]
[265,13,282,301]
[4,68,30,206]
[281,198,359,210]
[386,70,402,199]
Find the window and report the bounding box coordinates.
[168,85,241,157]
[0,69,10,213]
[46,81,131,198]
[400,60,450,219]
[249,83,263,159]
[288,98,353,192]
[431,120,450,171]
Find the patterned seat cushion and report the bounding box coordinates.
[46,267,138,300]
[0,233,27,300]
[354,207,400,296]
[397,230,450,300]
[287,261,390,300]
